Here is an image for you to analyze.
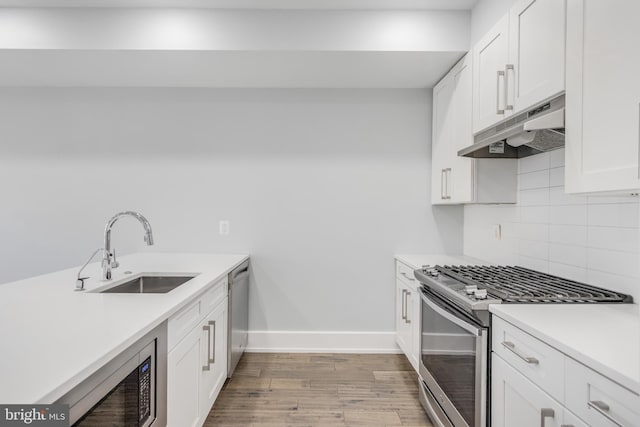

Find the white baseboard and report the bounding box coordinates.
[246,331,401,354]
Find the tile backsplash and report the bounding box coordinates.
[464,148,640,300]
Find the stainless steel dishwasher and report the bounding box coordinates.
[228,260,249,377]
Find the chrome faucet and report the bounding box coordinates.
[102,211,154,281]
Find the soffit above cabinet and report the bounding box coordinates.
[0,7,470,87]
[0,50,465,88]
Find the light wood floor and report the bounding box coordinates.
[205,353,433,427]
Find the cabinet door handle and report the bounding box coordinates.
[441,169,446,200]
[540,408,554,427]
[560,425,575,427]
[400,271,415,281]
[588,400,623,426]
[208,320,216,365]
[401,289,407,320]
[505,64,514,111]
[404,291,411,324]
[202,325,211,371]
[444,168,451,200]
[502,341,539,364]
[496,70,505,114]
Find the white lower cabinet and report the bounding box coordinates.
[167,280,228,427]
[395,261,420,371]
[562,409,588,427]
[199,301,228,420]
[492,354,564,427]
[492,316,640,427]
[168,320,205,427]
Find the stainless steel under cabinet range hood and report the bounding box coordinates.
[459,95,565,159]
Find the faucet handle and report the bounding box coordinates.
[110,249,120,269]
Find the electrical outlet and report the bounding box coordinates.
[219,220,230,236]
[493,224,502,240]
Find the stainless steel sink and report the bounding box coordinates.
[100,275,197,294]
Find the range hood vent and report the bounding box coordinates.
[458,95,565,159]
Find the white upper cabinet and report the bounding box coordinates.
[473,0,566,134]
[432,55,475,204]
[565,0,640,194]
[473,15,510,133]
[432,54,517,205]
[508,0,566,113]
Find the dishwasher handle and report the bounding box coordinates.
[231,261,249,282]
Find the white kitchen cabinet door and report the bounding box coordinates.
[431,54,474,205]
[565,0,640,194]
[395,279,412,364]
[562,409,588,427]
[508,0,566,114]
[408,285,421,371]
[168,324,204,427]
[492,354,563,427]
[431,63,455,204]
[200,299,228,421]
[473,14,510,133]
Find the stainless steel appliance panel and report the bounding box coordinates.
[419,289,487,427]
[57,322,167,427]
[228,260,249,377]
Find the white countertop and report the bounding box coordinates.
[490,304,640,394]
[395,253,489,270]
[0,252,248,404]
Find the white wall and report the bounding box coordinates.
[0,87,463,334]
[464,149,640,301]
[470,0,515,44]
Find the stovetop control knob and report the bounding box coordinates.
[464,285,478,295]
[474,289,488,300]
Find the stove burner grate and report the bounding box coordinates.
[435,265,633,303]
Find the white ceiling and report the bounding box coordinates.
[0,0,478,9]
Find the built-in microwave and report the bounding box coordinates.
[56,322,167,427]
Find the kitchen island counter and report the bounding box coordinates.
[0,252,248,404]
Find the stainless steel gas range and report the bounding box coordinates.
[414,265,632,427]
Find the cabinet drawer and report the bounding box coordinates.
[168,277,228,350]
[396,261,418,285]
[565,357,640,427]
[492,317,565,402]
[200,277,227,315]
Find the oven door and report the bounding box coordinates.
[419,288,488,427]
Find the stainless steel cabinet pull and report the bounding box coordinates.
[401,289,407,320]
[540,408,554,427]
[505,64,514,111]
[405,291,411,324]
[588,400,623,426]
[208,320,216,365]
[443,168,452,200]
[441,169,446,200]
[496,70,505,114]
[502,341,539,364]
[202,325,211,371]
[401,271,415,281]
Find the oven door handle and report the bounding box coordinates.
[420,290,482,336]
